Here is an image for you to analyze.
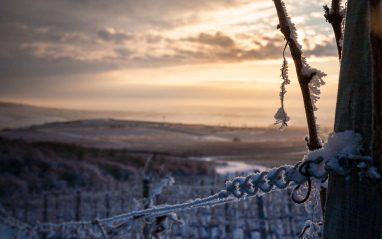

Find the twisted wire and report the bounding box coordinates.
[0,157,330,238]
[218,157,328,203]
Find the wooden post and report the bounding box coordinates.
[287,188,295,237]
[75,190,81,221]
[143,177,150,205]
[24,199,29,223]
[11,201,16,219]
[323,0,382,237]
[256,196,266,239]
[105,193,110,218]
[370,0,382,209]
[121,197,125,212]
[42,196,48,239]
[55,193,60,222]
[224,203,230,236]
[43,194,48,222]
[93,194,99,219]
[142,177,151,239]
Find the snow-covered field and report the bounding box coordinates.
[190,156,269,175]
[0,117,313,168]
[1,173,321,238]
[0,103,328,238]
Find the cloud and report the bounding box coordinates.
[114,47,133,57]
[154,33,337,64]
[0,48,116,80]
[145,33,163,44]
[0,0,339,98]
[304,40,337,57]
[173,34,284,62]
[185,32,235,47]
[97,28,133,44]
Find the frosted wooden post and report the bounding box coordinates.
[370,0,382,208]
[55,193,60,222]
[224,203,230,235]
[43,194,48,222]
[24,199,29,222]
[75,189,81,221]
[105,193,110,218]
[286,188,295,237]
[142,177,151,239]
[143,177,150,205]
[93,194,99,219]
[323,0,382,237]
[121,197,125,212]
[256,196,266,239]
[11,201,16,219]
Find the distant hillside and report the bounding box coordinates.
[0,117,312,167]
[0,102,132,130]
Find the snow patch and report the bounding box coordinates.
[303,130,363,173]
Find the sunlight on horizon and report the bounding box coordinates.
[3,56,340,128]
[0,0,341,128]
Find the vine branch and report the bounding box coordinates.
[323,0,344,59]
[272,0,326,216]
[272,0,323,151]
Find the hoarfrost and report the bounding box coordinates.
[299,220,323,238]
[358,165,381,182]
[274,0,327,132]
[274,107,290,131]
[365,167,381,179]
[303,130,362,172]
[301,60,327,112]
[339,1,348,50]
[144,177,174,208]
[277,0,302,52]
[357,162,367,169]
[274,31,290,131]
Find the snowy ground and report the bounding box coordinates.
[0,116,325,238]
[0,101,331,167]
[0,118,315,167]
[190,155,269,175]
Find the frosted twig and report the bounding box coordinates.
[142,154,153,177]
[272,0,325,149]
[92,219,108,239]
[274,39,291,130]
[143,177,174,208]
[323,0,344,59]
[273,0,328,215]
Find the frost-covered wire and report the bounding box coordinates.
[218,159,328,203]
[3,131,381,238]
[0,159,329,238]
[0,159,323,238]
[0,160,322,238]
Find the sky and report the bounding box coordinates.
[0,0,342,127]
